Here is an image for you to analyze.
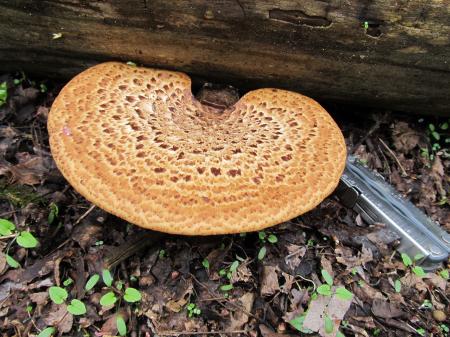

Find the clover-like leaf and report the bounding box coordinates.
[116,315,127,336]
[324,315,334,333]
[100,291,117,307]
[49,286,68,304]
[37,327,56,337]
[102,269,113,287]
[289,313,314,333]
[67,299,86,315]
[5,254,20,269]
[394,279,402,293]
[123,287,141,303]
[321,269,333,286]
[317,284,332,296]
[412,266,426,277]
[85,274,100,291]
[335,287,353,300]
[400,253,412,267]
[16,231,38,248]
[220,284,233,292]
[267,234,278,244]
[0,219,15,236]
[229,260,239,273]
[258,246,266,260]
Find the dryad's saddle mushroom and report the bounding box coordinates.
[48,62,346,235]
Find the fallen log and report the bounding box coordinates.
[0,0,449,115]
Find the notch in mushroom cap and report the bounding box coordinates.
[48,62,346,235]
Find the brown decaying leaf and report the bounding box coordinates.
[392,121,421,153]
[303,286,353,337]
[43,303,73,333]
[229,292,255,330]
[260,266,280,297]
[283,244,306,271]
[371,299,404,319]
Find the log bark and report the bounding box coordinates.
[0,1,449,115]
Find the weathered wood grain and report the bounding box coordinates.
[0,0,449,115]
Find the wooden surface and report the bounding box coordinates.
[0,1,449,115]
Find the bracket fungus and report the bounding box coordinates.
[48,62,346,235]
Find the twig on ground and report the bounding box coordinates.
[74,204,96,226]
[352,118,382,153]
[378,138,408,176]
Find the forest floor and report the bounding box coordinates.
[0,72,449,337]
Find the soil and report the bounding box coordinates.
[0,72,449,337]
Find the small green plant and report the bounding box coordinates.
[324,315,334,333]
[316,269,353,300]
[217,257,243,295]
[0,82,7,106]
[394,279,401,293]
[37,327,56,337]
[440,324,449,336]
[202,258,210,269]
[289,312,313,334]
[48,203,59,225]
[0,218,39,269]
[421,120,450,164]
[159,249,167,258]
[257,230,278,260]
[416,327,426,336]
[420,299,433,310]
[372,328,381,336]
[439,269,449,280]
[186,303,202,317]
[48,285,87,315]
[116,315,127,336]
[400,252,426,277]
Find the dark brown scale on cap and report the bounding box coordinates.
[48,62,346,235]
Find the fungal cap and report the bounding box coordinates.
[48,62,347,235]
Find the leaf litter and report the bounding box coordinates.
[0,73,448,336]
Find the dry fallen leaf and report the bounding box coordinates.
[371,299,404,319]
[260,266,280,296]
[229,292,255,330]
[284,244,306,271]
[43,303,73,333]
[303,286,353,337]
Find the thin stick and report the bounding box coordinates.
[74,204,96,225]
[0,234,17,240]
[378,138,408,176]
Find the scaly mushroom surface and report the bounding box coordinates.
[48,62,346,235]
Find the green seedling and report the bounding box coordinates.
[85,274,100,291]
[420,299,433,310]
[0,82,7,106]
[116,315,127,336]
[257,230,278,260]
[186,303,201,317]
[48,203,59,225]
[289,312,313,334]
[400,252,426,277]
[0,218,39,269]
[159,249,167,258]
[37,327,56,337]
[63,278,73,287]
[416,328,426,336]
[202,258,210,269]
[317,269,353,300]
[394,279,402,293]
[49,286,87,316]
